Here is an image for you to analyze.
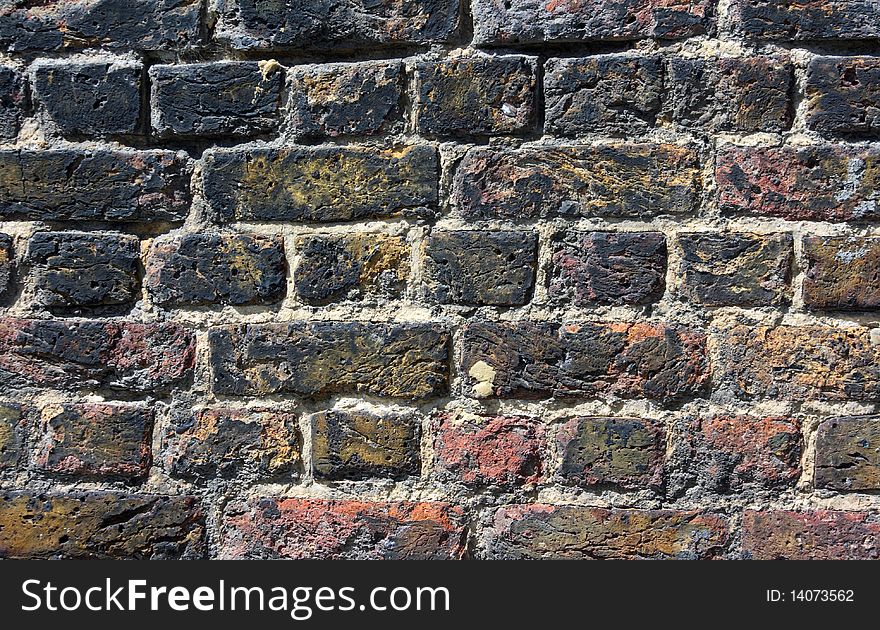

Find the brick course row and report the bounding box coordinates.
[2,0,880,562]
[5,53,880,142]
[2,487,879,559]
[4,1,876,55]
[10,229,880,310]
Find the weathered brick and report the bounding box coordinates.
[472,0,713,45]
[544,55,663,136]
[220,498,466,559]
[0,233,13,301]
[729,0,880,41]
[145,233,286,307]
[32,59,142,137]
[164,407,301,481]
[422,231,537,306]
[0,491,205,559]
[293,233,408,305]
[203,145,438,223]
[815,415,880,491]
[0,0,203,52]
[549,231,667,306]
[151,62,283,137]
[806,56,880,137]
[711,324,880,401]
[672,416,801,493]
[0,318,194,393]
[28,231,140,311]
[803,236,880,310]
[716,145,880,222]
[743,510,880,560]
[432,413,543,487]
[482,505,729,559]
[555,417,664,490]
[209,322,448,399]
[665,56,793,133]
[312,408,421,480]
[677,232,793,307]
[0,65,25,140]
[288,61,404,139]
[214,0,460,50]
[415,55,537,137]
[34,402,153,480]
[0,149,191,222]
[454,144,701,220]
[0,402,25,470]
[462,321,708,404]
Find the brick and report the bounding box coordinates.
[415,55,537,138]
[544,55,663,136]
[0,491,205,559]
[215,0,460,50]
[432,413,543,487]
[665,56,793,133]
[472,0,712,45]
[289,61,404,139]
[729,0,880,41]
[454,144,701,220]
[422,231,537,306]
[803,236,880,310]
[0,0,203,52]
[677,232,793,307]
[209,322,448,399]
[549,231,667,306]
[28,231,140,312]
[0,65,25,140]
[203,145,438,223]
[0,149,191,222]
[743,510,880,560]
[0,403,25,470]
[672,416,801,493]
[555,417,664,490]
[145,233,286,307]
[0,233,13,301]
[815,415,880,491]
[716,145,880,222]
[164,407,301,481]
[34,402,153,480]
[151,62,283,137]
[220,498,466,559]
[462,321,708,404]
[806,56,880,137]
[32,59,142,137]
[482,505,729,559]
[293,234,408,305]
[312,408,421,480]
[711,324,880,401]
[0,318,194,393]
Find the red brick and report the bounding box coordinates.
[0,318,194,393]
[716,145,880,222]
[461,321,709,404]
[220,498,467,559]
[674,416,801,492]
[432,413,543,487]
[743,510,880,559]
[711,324,880,401]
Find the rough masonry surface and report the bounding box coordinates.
[1,0,879,560]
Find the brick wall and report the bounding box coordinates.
[0,0,879,560]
